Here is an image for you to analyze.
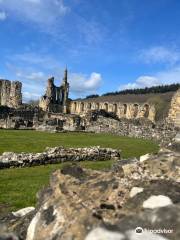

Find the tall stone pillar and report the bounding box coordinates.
[62,68,69,113]
[46,77,56,101]
[9,81,22,108]
[1,80,11,106]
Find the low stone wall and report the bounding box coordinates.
[85,115,179,146]
[0,146,121,169]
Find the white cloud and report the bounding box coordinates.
[16,70,45,81]
[156,66,180,83]
[77,19,105,45]
[139,46,180,65]
[23,91,41,101]
[0,11,7,20]
[128,45,180,90]
[6,52,62,74]
[120,66,180,90]
[19,73,47,102]
[120,76,160,90]
[69,72,102,96]
[0,0,107,46]
[0,0,68,27]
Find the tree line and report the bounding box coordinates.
[84,83,180,99]
[102,83,180,96]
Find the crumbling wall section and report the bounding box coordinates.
[168,89,180,127]
[82,112,178,145]
[39,71,69,113]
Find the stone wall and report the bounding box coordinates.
[82,111,178,145]
[0,146,121,169]
[168,89,180,127]
[0,80,22,108]
[0,106,44,129]
[70,101,156,122]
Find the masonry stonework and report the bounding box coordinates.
[0,79,22,108]
[168,89,180,127]
[39,69,69,113]
[70,101,156,121]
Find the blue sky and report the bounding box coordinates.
[0,0,180,101]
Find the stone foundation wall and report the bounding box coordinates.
[0,146,121,169]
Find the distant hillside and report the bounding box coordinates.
[102,83,180,96]
[74,84,179,102]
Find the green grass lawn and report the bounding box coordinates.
[0,161,114,214]
[0,130,158,158]
[0,130,159,213]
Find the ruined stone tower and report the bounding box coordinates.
[61,68,69,113]
[0,79,22,108]
[39,69,69,113]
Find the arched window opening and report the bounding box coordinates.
[104,103,108,112]
[74,102,77,112]
[113,104,117,113]
[123,104,127,115]
[80,102,84,112]
[87,102,92,110]
[144,104,149,118]
[96,103,100,110]
[133,104,139,118]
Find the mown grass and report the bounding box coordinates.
[0,130,159,213]
[0,161,114,213]
[0,130,158,158]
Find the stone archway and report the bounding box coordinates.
[123,104,127,115]
[95,102,100,110]
[73,102,77,112]
[87,102,92,110]
[143,104,150,118]
[80,102,84,112]
[113,104,118,113]
[104,103,108,112]
[132,104,139,118]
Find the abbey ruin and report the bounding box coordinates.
[1,70,180,239]
[0,70,179,145]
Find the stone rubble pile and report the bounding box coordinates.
[0,148,179,240]
[0,146,121,169]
